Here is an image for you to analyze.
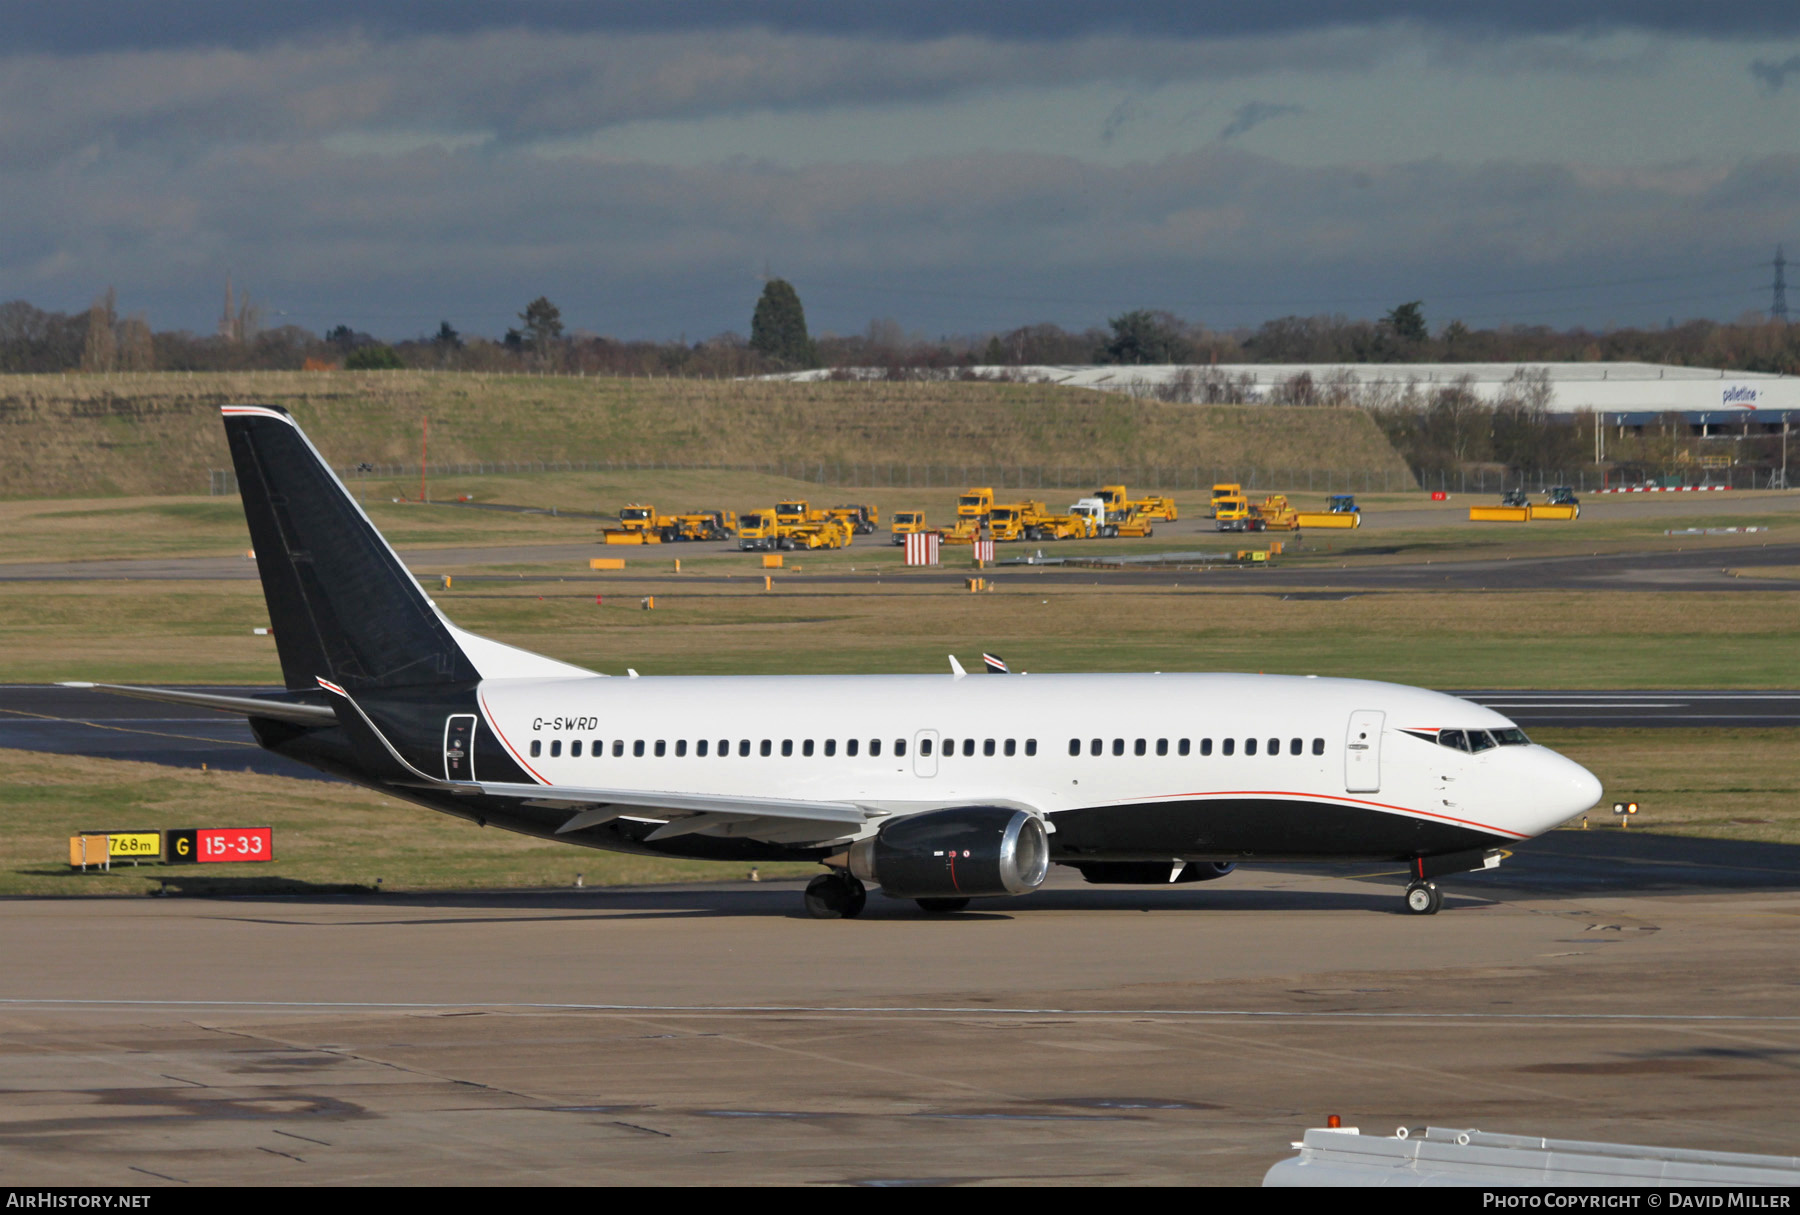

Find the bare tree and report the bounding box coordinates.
[80,288,117,372]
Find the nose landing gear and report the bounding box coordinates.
[1404,880,1443,915]
[804,871,867,919]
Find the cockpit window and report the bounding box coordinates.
[1494,727,1531,745]
[1467,730,1497,753]
[1439,729,1468,752]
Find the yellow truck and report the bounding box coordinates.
[1070,497,1153,538]
[957,487,995,522]
[1210,483,1243,518]
[1215,494,1267,533]
[1094,485,1178,523]
[737,509,783,550]
[775,499,825,527]
[986,501,1050,542]
[889,510,931,545]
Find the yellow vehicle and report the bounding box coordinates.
[1215,494,1267,533]
[1069,497,1152,538]
[1256,494,1300,531]
[940,517,985,545]
[737,509,782,551]
[889,510,931,545]
[784,519,853,550]
[669,508,737,541]
[985,501,1048,542]
[956,487,995,522]
[775,499,825,527]
[601,503,670,543]
[1094,485,1178,523]
[1210,483,1243,518]
[1294,508,1361,529]
[827,504,881,534]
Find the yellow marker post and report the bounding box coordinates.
[764,575,772,590]
[673,558,681,573]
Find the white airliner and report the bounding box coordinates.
[75,405,1602,918]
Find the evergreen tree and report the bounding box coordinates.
[750,279,819,368]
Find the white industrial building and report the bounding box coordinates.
[786,361,1799,430]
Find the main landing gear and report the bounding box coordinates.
[1404,880,1443,916]
[804,872,867,919]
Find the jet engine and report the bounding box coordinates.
[1071,861,1236,885]
[847,807,1049,899]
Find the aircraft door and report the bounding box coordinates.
[444,714,477,781]
[913,729,939,778]
[1344,710,1383,793]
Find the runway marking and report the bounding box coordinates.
[6,998,1800,1024]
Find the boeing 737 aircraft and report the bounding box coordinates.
[74,405,1602,918]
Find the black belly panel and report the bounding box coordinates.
[1050,796,1505,862]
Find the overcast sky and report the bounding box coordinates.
[6,2,1799,341]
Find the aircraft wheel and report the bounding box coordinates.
[916,897,970,913]
[805,872,867,919]
[1404,880,1442,915]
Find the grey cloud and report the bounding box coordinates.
[6,130,1789,336]
[1100,99,1146,145]
[1750,53,1800,91]
[1219,102,1304,141]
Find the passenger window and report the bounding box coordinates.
[921,738,934,757]
[634,740,645,757]
[760,739,772,757]
[1289,738,1302,756]
[1156,739,1168,756]
[1268,738,1279,756]
[1178,738,1190,756]
[739,739,751,757]
[1025,739,1037,756]
[718,739,729,757]
[893,739,904,757]
[1004,739,1016,757]
[1200,738,1212,756]
[802,739,814,757]
[963,738,975,757]
[941,738,953,757]
[1246,738,1258,756]
[984,739,995,757]
[550,740,562,758]
[847,738,859,757]
[675,740,687,758]
[1312,738,1324,755]
[697,740,709,757]
[781,740,794,757]
[570,740,582,758]
[613,740,625,757]
[824,739,836,757]
[1090,739,1102,756]
[654,740,666,757]
[1222,738,1235,756]
[1134,739,1146,756]
[592,739,602,756]
[1112,738,1124,756]
[530,740,541,758]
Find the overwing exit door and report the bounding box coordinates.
[445,714,477,781]
[913,729,939,778]
[1344,710,1384,793]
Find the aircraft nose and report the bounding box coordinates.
[1550,752,1603,821]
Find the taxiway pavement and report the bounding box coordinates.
[2,833,1798,1185]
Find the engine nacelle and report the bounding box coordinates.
[1071,861,1236,885]
[848,806,1049,899]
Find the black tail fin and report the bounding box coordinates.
[223,404,479,692]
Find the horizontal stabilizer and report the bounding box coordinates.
[59,682,336,727]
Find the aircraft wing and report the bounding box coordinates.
[462,781,873,842]
[60,682,337,727]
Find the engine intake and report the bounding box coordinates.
[848,807,1049,899]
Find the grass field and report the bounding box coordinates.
[0,726,1788,897]
[0,371,1409,499]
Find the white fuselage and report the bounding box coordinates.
[472,671,1601,849]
